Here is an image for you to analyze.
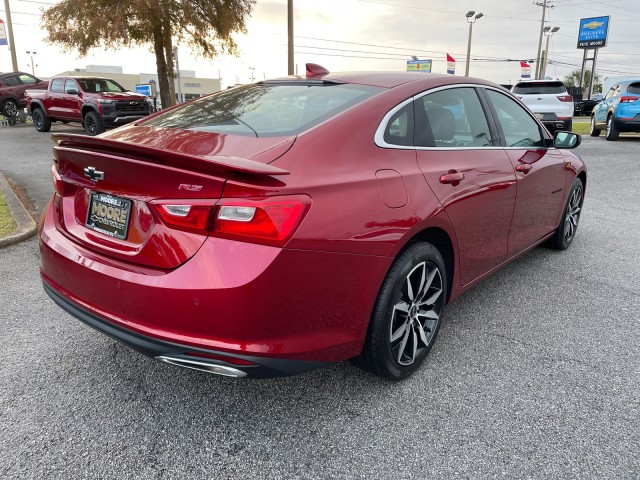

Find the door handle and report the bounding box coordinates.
[439,172,465,184]
[515,164,533,173]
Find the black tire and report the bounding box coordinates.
[589,116,601,137]
[358,242,447,380]
[564,120,572,132]
[605,115,619,141]
[548,178,584,250]
[2,98,19,117]
[32,108,51,132]
[84,111,105,136]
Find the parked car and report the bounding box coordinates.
[26,76,151,135]
[40,66,586,380]
[580,94,603,116]
[590,80,640,140]
[0,71,48,117]
[512,80,574,133]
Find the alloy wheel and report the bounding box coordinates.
[4,100,18,117]
[390,261,443,366]
[33,112,43,130]
[564,185,582,243]
[85,116,96,134]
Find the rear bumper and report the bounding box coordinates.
[614,115,640,132]
[42,280,325,377]
[39,201,391,372]
[542,118,571,132]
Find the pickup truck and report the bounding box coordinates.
[26,76,151,135]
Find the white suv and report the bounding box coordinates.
[512,81,574,133]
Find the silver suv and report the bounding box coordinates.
[512,80,574,133]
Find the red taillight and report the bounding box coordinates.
[619,96,639,103]
[213,195,310,247]
[150,199,214,235]
[51,164,63,195]
[557,95,573,103]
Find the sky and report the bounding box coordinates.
[1,0,639,88]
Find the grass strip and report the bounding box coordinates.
[0,190,17,237]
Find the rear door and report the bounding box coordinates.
[414,86,517,286]
[482,87,566,256]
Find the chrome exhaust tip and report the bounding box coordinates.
[156,355,248,378]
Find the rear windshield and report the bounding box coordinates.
[512,82,566,95]
[628,83,640,95]
[78,78,125,93]
[143,82,383,137]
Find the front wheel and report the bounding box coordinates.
[32,108,51,132]
[84,111,105,136]
[589,116,601,137]
[2,99,19,117]
[357,242,447,380]
[606,115,619,141]
[548,178,583,250]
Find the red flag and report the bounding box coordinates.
[520,61,531,79]
[447,54,455,75]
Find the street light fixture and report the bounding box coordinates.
[26,50,37,76]
[465,11,483,76]
[541,26,560,79]
[249,67,255,83]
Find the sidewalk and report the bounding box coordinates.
[0,173,37,248]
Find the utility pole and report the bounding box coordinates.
[3,0,18,71]
[534,0,551,80]
[287,0,294,75]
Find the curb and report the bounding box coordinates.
[0,172,37,248]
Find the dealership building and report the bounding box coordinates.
[54,65,221,102]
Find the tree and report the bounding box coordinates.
[564,69,602,94]
[41,0,255,108]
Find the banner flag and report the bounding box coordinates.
[0,20,8,47]
[520,61,531,79]
[446,54,455,75]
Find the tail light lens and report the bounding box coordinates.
[51,164,63,196]
[150,199,214,235]
[557,95,573,103]
[213,195,311,247]
[619,96,639,103]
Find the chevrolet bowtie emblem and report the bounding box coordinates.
[84,166,104,182]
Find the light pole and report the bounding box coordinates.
[249,67,255,83]
[465,11,483,77]
[541,26,559,79]
[26,50,37,76]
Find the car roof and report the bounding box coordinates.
[266,71,495,89]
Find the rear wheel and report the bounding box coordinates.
[548,178,583,250]
[358,242,447,380]
[606,115,619,141]
[565,119,573,132]
[32,108,51,132]
[589,116,601,137]
[84,111,105,136]
[2,98,19,117]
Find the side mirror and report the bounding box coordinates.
[67,89,79,95]
[554,131,581,149]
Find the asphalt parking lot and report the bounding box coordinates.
[1,123,639,479]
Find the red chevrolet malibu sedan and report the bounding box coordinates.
[40,65,586,379]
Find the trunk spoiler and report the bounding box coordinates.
[51,133,290,176]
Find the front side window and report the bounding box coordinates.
[18,74,38,85]
[485,89,545,148]
[144,82,383,137]
[50,78,64,93]
[415,87,493,148]
[64,80,79,94]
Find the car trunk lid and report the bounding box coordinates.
[51,127,293,269]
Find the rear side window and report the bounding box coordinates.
[2,75,20,87]
[512,82,566,95]
[144,83,383,137]
[383,102,414,146]
[627,83,640,95]
[415,87,493,148]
